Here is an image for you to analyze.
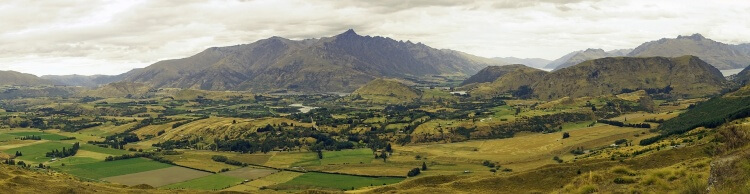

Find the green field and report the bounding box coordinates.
[79,144,131,155]
[57,157,173,180]
[293,149,374,166]
[7,131,70,140]
[3,141,71,163]
[161,174,244,190]
[279,172,404,190]
[0,133,17,141]
[47,156,100,167]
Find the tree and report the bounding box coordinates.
[562,132,570,139]
[407,168,421,177]
[15,151,22,157]
[421,162,427,171]
[379,150,388,162]
[317,150,323,159]
[385,143,393,153]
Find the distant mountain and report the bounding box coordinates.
[493,57,550,69]
[40,74,121,88]
[544,51,581,69]
[79,82,154,98]
[0,70,56,86]
[467,65,548,98]
[533,56,725,100]
[460,64,529,86]
[352,78,421,103]
[550,48,630,71]
[628,34,750,70]
[607,49,634,56]
[116,29,502,93]
[733,65,750,86]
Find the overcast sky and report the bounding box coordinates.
[1,0,749,76]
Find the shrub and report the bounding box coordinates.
[407,168,421,177]
[613,177,636,184]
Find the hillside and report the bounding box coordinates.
[0,71,56,86]
[460,64,529,86]
[41,74,121,88]
[468,65,548,98]
[532,56,725,100]
[0,164,201,193]
[629,34,750,70]
[352,78,421,103]
[79,82,155,98]
[551,48,629,70]
[544,51,581,69]
[492,57,550,69]
[733,64,750,85]
[116,29,502,93]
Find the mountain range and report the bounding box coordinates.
[548,48,632,70]
[544,34,750,71]
[467,56,726,100]
[102,29,502,93]
[492,57,550,69]
[0,71,56,86]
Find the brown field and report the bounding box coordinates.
[223,171,303,192]
[397,124,651,172]
[162,150,240,172]
[220,167,278,180]
[102,166,212,187]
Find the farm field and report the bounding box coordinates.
[2,141,71,163]
[396,124,651,172]
[275,172,404,190]
[163,150,244,172]
[56,158,173,180]
[161,174,244,190]
[6,131,70,141]
[221,167,278,180]
[224,171,305,192]
[102,166,212,187]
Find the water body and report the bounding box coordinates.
[289,104,317,113]
[720,68,744,77]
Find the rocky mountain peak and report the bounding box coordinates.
[677,33,706,41]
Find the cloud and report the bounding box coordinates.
[0,0,748,75]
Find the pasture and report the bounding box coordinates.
[397,124,651,172]
[292,148,374,166]
[2,141,71,163]
[221,167,278,180]
[161,174,244,190]
[276,172,404,190]
[228,171,304,192]
[102,166,212,187]
[6,131,70,140]
[56,157,173,180]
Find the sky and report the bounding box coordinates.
[1,0,749,76]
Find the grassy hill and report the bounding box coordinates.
[467,65,548,98]
[642,85,750,145]
[460,64,527,86]
[352,78,421,103]
[532,56,725,100]
[79,82,155,98]
[0,71,55,86]
[0,164,202,193]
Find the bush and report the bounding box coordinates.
[562,132,570,139]
[613,177,636,184]
[407,168,421,177]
